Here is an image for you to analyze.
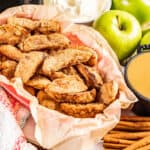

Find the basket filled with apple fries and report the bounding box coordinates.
[0,14,137,149]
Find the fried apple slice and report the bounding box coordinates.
[62,66,78,75]
[46,88,96,104]
[26,75,51,89]
[0,55,7,62]
[50,71,67,80]
[0,45,23,61]
[70,46,97,66]
[15,51,45,83]
[38,20,60,34]
[0,24,29,45]
[1,60,17,79]
[99,81,119,105]
[37,90,56,110]
[47,33,70,49]
[45,75,88,96]
[18,35,50,52]
[77,63,103,88]
[37,90,51,102]
[40,99,56,110]
[59,103,105,118]
[42,48,93,76]
[7,17,40,30]
[50,67,78,80]
[19,33,70,52]
[24,85,36,96]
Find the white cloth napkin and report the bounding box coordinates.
[0,87,36,150]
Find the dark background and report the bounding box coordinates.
[0,0,42,12]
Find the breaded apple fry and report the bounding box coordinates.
[40,99,56,110]
[77,63,103,88]
[50,71,67,80]
[19,33,70,52]
[26,75,51,89]
[0,45,23,61]
[7,17,61,33]
[24,85,36,96]
[0,24,29,45]
[7,17,40,30]
[62,66,78,75]
[0,55,7,62]
[47,33,70,49]
[70,45,97,66]
[37,90,51,103]
[38,20,60,34]
[18,35,51,52]
[15,51,45,83]
[98,81,118,105]
[42,48,93,76]
[59,103,105,118]
[1,60,17,79]
[37,90,56,110]
[46,89,96,104]
[49,67,79,80]
[45,75,88,94]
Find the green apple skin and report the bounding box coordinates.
[112,0,150,25]
[140,31,150,45]
[93,10,142,61]
[142,22,150,35]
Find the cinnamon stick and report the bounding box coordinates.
[114,125,150,131]
[137,144,150,150]
[103,137,134,145]
[124,135,150,150]
[105,132,150,140]
[121,116,150,122]
[109,130,131,134]
[104,148,116,150]
[118,121,150,128]
[104,143,127,149]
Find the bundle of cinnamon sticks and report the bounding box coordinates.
[103,116,150,150]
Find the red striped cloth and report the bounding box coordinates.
[0,83,36,150]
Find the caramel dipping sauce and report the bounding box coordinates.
[126,52,150,99]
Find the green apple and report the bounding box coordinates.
[93,10,142,61]
[140,31,150,45]
[142,22,150,35]
[112,0,150,25]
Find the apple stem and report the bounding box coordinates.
[116,15,124,30]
